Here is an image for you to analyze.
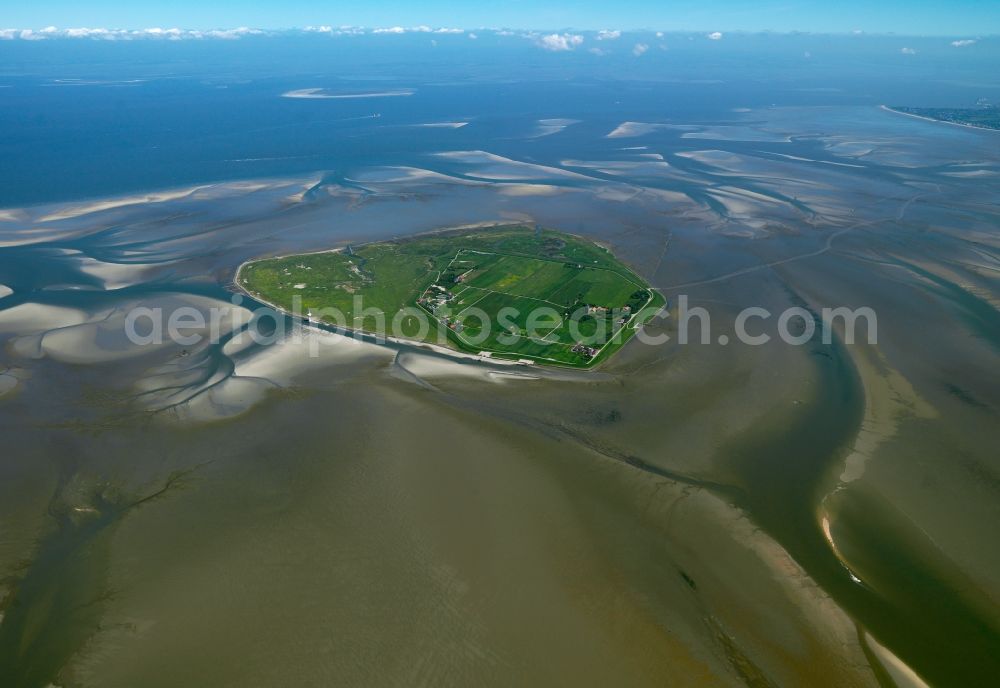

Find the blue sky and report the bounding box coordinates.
[2,0,997,35]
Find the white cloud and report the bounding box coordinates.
[707,31,723,40]
[204,27,261,39]
[148,28,184,40]
[597,30,621,41]
[633,43,649,56]
[537,33,584,51]
[0,25,468,42]
[1,25,273,40]
[900,47,917,55]
[64,27,113,38]
[588,47,608,56]
[468,32,478,39]
[655,31,664,38]
[371,26,463,35]
[951,39,977,47]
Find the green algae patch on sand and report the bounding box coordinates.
[238,225,664,368]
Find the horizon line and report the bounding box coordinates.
[1,26,994,40]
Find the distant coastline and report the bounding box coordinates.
[881,105,1000,133]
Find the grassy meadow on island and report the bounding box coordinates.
[239,225,664,367]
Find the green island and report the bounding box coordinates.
[888,105,1000,131]
[237,225,665,368]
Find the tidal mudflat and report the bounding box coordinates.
[0,100,998,687]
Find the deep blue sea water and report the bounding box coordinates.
[1,33,997,207]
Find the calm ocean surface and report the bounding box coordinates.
[1,34,996,207]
